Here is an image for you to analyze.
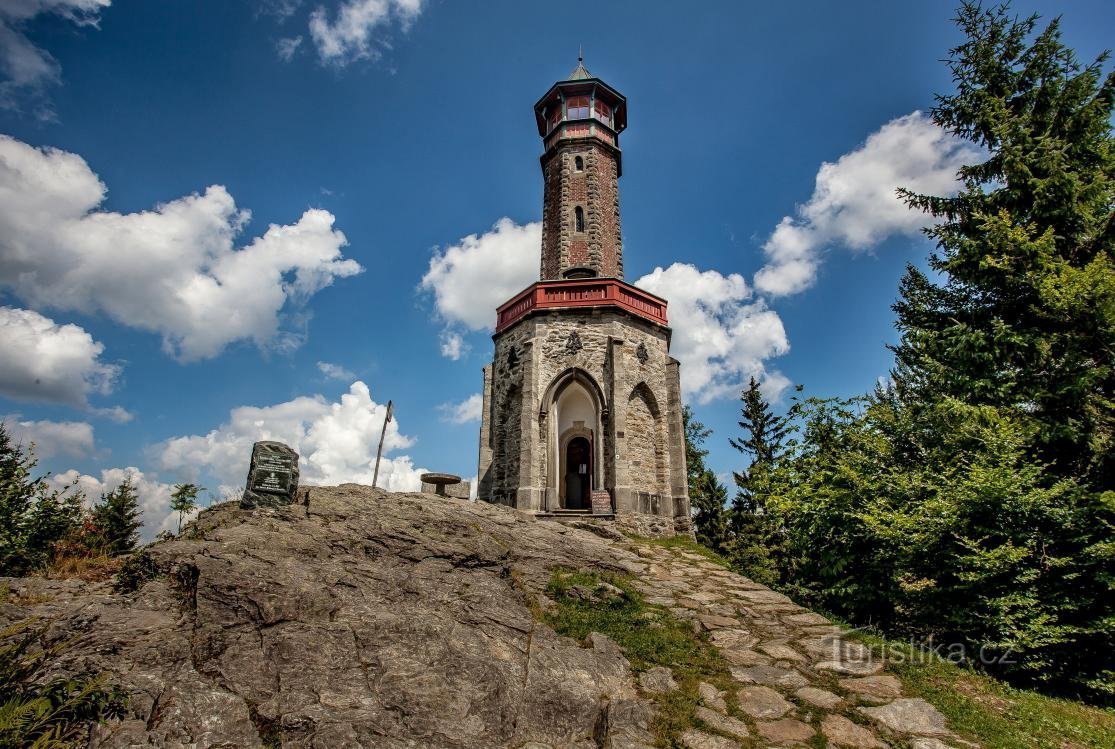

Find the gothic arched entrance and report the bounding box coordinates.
[541,367,607,511]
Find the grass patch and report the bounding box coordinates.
[0,584,53,607]
[848,631,1115,749]
[45,552,123,582]
[633,535,732,569]
[542,569,736,746]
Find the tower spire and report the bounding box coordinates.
[568,48,591,81]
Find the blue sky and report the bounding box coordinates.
[1,0,1111,534]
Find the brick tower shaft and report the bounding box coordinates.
[534,57,627,281]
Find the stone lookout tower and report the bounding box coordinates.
[477,58,690,536]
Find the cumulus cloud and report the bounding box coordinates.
[754,111,978,296]
[2,416,94,459]
[0,0,110,117]
[316,360,355,381]
[154,381,427,492]
[419,218,539,357]
[308,0,424,66]
[419,218,791,401]
[0,134,362,361]
[635,263,790,404]
[48,466,180,539]
[439,331,467,360]
[0,306,120,407]
[439,393,482,425]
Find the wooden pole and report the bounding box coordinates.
[372,400,393,489]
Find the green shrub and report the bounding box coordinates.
[113,551,161,594]
[0,621,127,747]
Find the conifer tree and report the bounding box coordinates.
[683,406,728,548]
[895,1,1115,486]
[92,479,142,556]
[729,377,790,522]
[0,424,84,575]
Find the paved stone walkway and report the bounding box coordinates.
[623,541,977,749]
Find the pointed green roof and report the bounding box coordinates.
[567,56,592,81]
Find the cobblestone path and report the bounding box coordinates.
[624,540,977,749]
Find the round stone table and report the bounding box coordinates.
[420,472,462,497]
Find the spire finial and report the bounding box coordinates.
[567,48,591,80]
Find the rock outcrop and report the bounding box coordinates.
[1,486,655,748]
[1,484,970,748]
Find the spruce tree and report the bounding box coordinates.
[895,1,1115,486]
[0,424,84,575]
[92,479,142,556]
[683,406,728,548]
[729,377,790,521]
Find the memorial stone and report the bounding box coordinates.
[591,489,613,515]
[241,441,300,509]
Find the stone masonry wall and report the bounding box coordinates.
[625,385,664,494]
[478,307,689,534]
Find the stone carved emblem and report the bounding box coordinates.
[635,341,649,364]
[564,330,584,355]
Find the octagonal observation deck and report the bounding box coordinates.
[495,278,668,335]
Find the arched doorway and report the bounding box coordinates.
[542,368,606,511]
[564,436,592,508]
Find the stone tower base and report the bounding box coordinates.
[477,302,691,537]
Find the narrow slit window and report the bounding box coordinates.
[574,156,584,171]
[575,206,585,232]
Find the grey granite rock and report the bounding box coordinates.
[1,485,657,748]
[638,666,678,694]
[860,698,953,737]
[679,729,741,749]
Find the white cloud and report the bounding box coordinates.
[92,405,133,423]
[420,218,539,337]
[439,331,467,360]
[0,0,110,117]
[754,111,979,297]
[260,0,303,22]
[636,263,790,404]
[308,0,424,66]
[419,218,790,403]
[276,35,303,61]
[316,360,355,381]
[47,466,179,539]
[0,306,120,407]
[0,134,363,361]
[154,381,427,492]
[2,416,94,459]
[439,393,482,424]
